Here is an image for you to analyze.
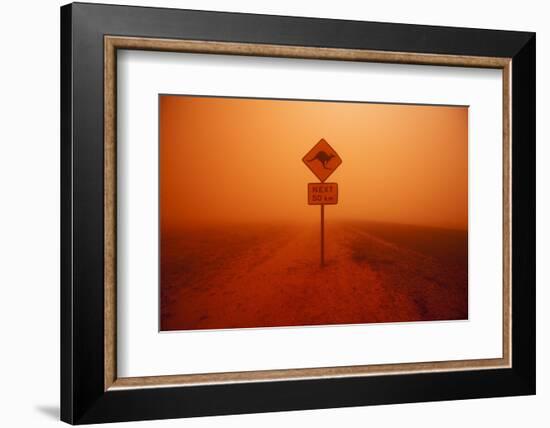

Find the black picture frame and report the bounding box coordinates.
[61,2,535,424]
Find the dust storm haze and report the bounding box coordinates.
[159,95,469,331]
[160,95,468,232]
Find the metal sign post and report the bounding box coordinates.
[302,139,342,267]
[320,204,325,266]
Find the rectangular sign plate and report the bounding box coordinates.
[308,182,338,205]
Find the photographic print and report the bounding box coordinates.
[159,95,468,331]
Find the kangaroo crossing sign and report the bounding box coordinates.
[302,138,342,182]
[302,138,342,266]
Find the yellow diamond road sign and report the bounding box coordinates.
[302,138,342,182]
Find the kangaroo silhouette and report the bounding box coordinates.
[307,151,335,169]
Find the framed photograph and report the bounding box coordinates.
[60,2,535,424]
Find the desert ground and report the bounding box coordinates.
[160,221,468,331]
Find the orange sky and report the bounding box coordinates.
[160,95,468,230]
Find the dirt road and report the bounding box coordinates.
[161,222,467,331]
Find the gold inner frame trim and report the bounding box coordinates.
[104,35,512,391]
